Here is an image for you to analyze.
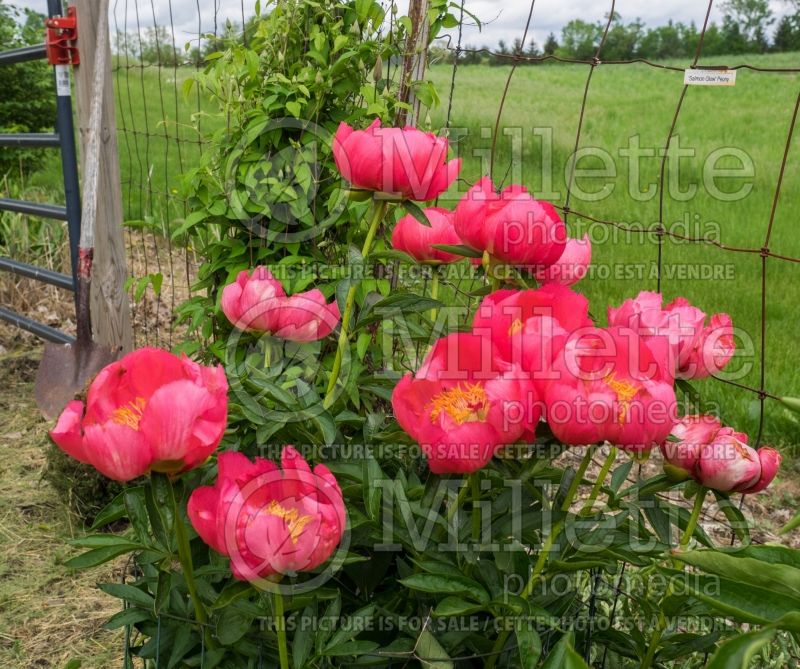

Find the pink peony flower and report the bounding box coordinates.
[453,177,566,267]
[391,207,462,264]
[221,266,340,342]
[608,292,735,380]
[188,447,346,582]
[533,234,592,287]
[677,312,736,380]
[698,433,763,493]
[332,119,461,201]
[661,415,781,494]
[543,326,677,452]
[472,285,594,395]
[50,348,228,482]
[391,332,540,474]
[662,415,725,477]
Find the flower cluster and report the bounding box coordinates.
[662,415,781,493]
[50,348,346,583]
[221,266,341,342]
[608,291,735,380]
[328,118,773,494]
[392,283,682,472]
[46,117,781,625]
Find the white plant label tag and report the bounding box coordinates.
[684,69,737,86]
[55,64,71,96]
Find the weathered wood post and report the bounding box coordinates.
[397,0,431,127]
[71,0,132,351]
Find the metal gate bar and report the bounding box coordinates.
[0,0,82,343]
[0,198,68,220]
[0,307,74,344]
[0,133,61,148]
[0,257,74,291]
[0,44,47,65]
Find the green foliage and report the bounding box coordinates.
[0,2,55,175]
[55,3,800,668]
[176,0,401,345]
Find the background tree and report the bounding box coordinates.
[490,38,509,66]
[543,32,558,56]
[773,14,800,50]
[602,14,645,60]
[721,0,774,42]
[0,1,54,175]
[559,19,601,60]
[138,26,181,65]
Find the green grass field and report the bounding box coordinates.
[428,54,800,448]
[26,63,217,225]
[17,54,800,448]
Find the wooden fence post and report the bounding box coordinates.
[71,0,132,352]
[397,0,430,127]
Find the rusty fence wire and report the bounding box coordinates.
[441,0,800,449]
[111,0,251,347]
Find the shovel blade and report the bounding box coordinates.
[35,341,119,420]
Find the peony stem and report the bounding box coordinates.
[273,587,290,669]
[679,487,706,553]
[446,477,471,523]
[471,471,481,544]
[323,199,389,409]
[640,488,707,669]
[561,446,595,512]
[429,269,439,323]
[486,519,566,668]
[165,475,215,649]
[581,447,618,515]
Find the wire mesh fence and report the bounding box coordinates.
[439,0,800,449]
[110,0,255,347]
[103,3,799,663]
[109,0,800,446]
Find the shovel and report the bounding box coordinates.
[35,0,118,419]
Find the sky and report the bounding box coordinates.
[15,0,793,51]
[435,0,790,48]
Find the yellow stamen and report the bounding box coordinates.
[264,500,314,544]
[111,397,147,430]
[428,382,489,425]
[508,318,524,336]
[604,373,640,424]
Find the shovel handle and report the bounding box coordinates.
[75,0,108,345]
[78,0,109,251]
[76,247,93,346]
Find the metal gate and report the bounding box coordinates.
[0,0,80,344]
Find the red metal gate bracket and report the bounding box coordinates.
[45,6,79,66]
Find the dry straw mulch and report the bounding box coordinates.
[0,350,124,668]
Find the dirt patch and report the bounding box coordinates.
[558,445,800,549]
[126,230,198,348]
